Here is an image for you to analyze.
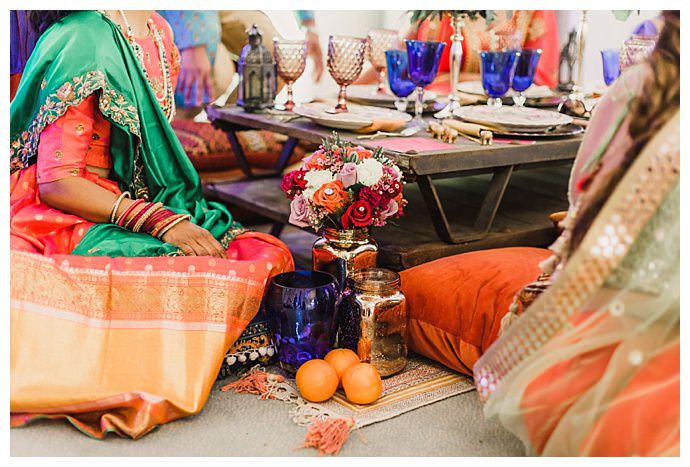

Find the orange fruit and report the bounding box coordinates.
[295,359,339,402]
[341,363,382,405]
[324,348,361,387]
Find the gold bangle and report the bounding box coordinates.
[157,214,191,239]
[150,212,180,238]
[132,202,163,233]
[110,191,131,224]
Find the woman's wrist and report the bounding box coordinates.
[110,191,131,223]
[156,214,191,239]
[110,196,191,239]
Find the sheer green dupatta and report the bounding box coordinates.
[10,11,241,257]
[474,113,680,455]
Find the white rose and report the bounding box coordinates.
[302,187,317,201]
[355,158,384,187]
[304,169,334,190]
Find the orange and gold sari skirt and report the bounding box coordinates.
[10,230,293,439]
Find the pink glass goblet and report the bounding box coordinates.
[327,35,367,113]
[367,28,399,94]
[273,39,308,112]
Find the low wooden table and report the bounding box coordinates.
[206,105,582,269]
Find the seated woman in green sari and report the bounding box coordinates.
[10,10,293,439]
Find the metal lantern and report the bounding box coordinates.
[237,24,277,112]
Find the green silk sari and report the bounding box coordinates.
[10,10,241,257]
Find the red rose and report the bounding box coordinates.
[293,170,307,189]
[383,180,402,198]
[280,170,307,199]
[341,200,373,229]
[358,186,388,209]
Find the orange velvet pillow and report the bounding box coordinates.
[400,247,552,376]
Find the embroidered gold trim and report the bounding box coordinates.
[10,70,151,198]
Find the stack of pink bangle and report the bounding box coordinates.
[112,197,191,239]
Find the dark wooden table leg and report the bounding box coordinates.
[416,175,457,244]
[473,165,514,235]
[274,137,299,175]
[269,221,285,238]
[224,130,254,178]
[417,166,515,244]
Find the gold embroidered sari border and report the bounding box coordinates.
[10,70,141,173]
[474,112,680,402]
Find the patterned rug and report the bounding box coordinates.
[264,355,475,429]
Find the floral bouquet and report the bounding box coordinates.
[281,134,406,231]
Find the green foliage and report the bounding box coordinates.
[409,10,505,26]
[612,10,639,21]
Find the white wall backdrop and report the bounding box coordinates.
[557,10,660,90]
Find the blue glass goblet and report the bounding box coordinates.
[264,270,340,375]
[601,49,621,86]
[405,40,446,128]
[511,48,541,107]
[385,50,416,112]
[479,50,520,108]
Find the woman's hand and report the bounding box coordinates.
[305,30,324,83]
[178,45,214,107]
[161,220,227,258]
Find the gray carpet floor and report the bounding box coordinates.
[11,379,525,456]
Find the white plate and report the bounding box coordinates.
[457,81,555,99]
[294,102,412,130]
[348,84,437,106]
[453,105,573,131]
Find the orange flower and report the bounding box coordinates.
[313,180,348,213]
[357,149,373,160]
[304,151,329,170]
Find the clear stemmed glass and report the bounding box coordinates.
[366,28,399,95]
[385,50,416,112]
[405,40,445,129]
[601,49,621,86]
[273,39,308,112]
[327,35,367,113]
[479,50,520,108]
[511,48,541,107]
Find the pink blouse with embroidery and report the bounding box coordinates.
[36,12,180,184]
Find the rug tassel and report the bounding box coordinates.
[220,365,284,400]
[298,417,357,456]
[499,299,520,337]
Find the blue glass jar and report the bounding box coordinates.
[264,270,339,374]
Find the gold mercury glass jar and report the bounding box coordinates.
[338,268,408,377]
[312,228,378,283]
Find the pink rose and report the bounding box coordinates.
[336,162,358,188]
[384,165,402,181]
[289,196,310,227]
[379,199,399,221]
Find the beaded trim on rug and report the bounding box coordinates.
[217,344,277,380]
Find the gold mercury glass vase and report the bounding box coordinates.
[312,228,378,286]
[338,268,408,377]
